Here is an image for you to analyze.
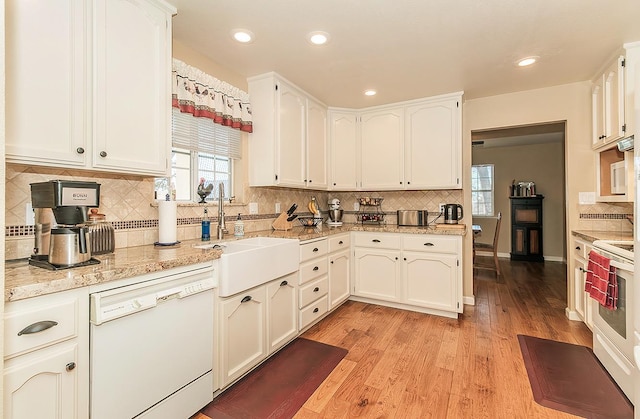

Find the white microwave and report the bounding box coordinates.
[610,160,626,194]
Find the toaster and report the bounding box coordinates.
[397,210,429,226]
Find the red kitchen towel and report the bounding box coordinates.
[584,250,618,310]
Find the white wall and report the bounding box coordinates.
[462,81,593,310]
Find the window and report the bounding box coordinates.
[471,164,494,216]
[155,109,241,202]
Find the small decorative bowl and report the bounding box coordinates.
[298,216,321,227]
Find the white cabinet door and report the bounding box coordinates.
[329,249,350,309]
[360,108,404,190]
[574,258,586,321]
[354,248,401,301]
[219,286,267,387]
[267,274,298,353]
[405,98,461,189]
[5,0,87,167]
[4,343,80,419]
[603,56,625,143]
[403,251,459,313]
[592,77,605,148]
[92,0,171,176]
[329,110,359,190]
[277,81,307,187]
[306,98,328,189]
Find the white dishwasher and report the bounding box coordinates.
[89,264,215,419]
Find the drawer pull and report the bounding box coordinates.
[313,287,320,292]
[313,247,319,252]
[424,242,434,246]
[372,239,381,243]
[18,320,58,336]
[66,362,76,371]
[313,266,319,271]
[241,296,252,303]
[579,267,585,272]
[338,240,344,245]
[575,246,581,250]
[280,280,288,287]
[313,308,319,313]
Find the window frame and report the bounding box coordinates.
[471,164,495,217]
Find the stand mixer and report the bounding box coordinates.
[327,198,344,227]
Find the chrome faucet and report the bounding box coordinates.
[217,182,228,239]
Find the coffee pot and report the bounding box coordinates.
[49,227,92,266]
[443,204,463,224]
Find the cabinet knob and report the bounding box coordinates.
[333,183,337,186]
[313,248,319,252]
[313,266,319,271]
[99,151,107,158]
[66,362,76,371]
[313,287,320,292]
[313,308,319,313]
[241,295,252,303]
[395,257,398,260]
[76,147,85,154]
[280,280,288,287]
[308,180,312,183]
[579,267,585,272]
[407,181,411,185]
[404,257,407,261]
[338,241,343,245]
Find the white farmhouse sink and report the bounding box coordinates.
[204,237,300,297]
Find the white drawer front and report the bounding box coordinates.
[353,232,401,249]
[300,239,328,262]
[573,239,588,260]
[299,277,328,308]
[403,235,459,254]
[329,234,351,253]
[5,297,79,358]
[299,258,329,285]
[299,295,328,329]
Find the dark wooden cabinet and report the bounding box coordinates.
[510,196,544,262]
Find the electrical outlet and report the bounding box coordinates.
[25,203,35,225]
[249,202,258,214]
[439,203,445,213]
[353,202,360,211]
[275,203,281,214]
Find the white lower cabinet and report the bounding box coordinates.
[571,237,593,329]
[267,273,298,353]
[4,288,89,419]
[299,238,329,330]
[218,272,298,389]
[328,234,351,309]
[353,232,462,317]
[219,286,268,388]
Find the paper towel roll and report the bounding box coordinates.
[158,201,177,244]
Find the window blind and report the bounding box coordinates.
[171,108,242,159]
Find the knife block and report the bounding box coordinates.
[272,212,293,231]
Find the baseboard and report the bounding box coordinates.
[565,307,581,321]
[463,295,475,306]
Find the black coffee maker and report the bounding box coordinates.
[30,180,101,269]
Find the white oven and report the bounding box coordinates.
[591,240,635,401]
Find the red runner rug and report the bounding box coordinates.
[518,334,633,419]
[200,337,347,419]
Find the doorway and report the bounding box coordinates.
[471,121,567,262]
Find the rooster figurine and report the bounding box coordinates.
[197,178,214,203]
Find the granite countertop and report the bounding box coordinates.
[572,230,633,243]
[5,223,466,302]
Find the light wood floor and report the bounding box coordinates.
[198,257,594,419]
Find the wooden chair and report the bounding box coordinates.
[473,212,502,276]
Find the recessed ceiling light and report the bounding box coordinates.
[232,29,254,43]
[308,31,330,45]
[364,90,377,96]
[517,56,538,67]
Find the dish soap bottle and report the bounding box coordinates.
[201,208,210,241]
[234,213,244,237]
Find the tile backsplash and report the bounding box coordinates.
[5,163,462,259]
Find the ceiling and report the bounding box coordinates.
[170,0,640,109]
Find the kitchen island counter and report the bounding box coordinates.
[5,223,466,302]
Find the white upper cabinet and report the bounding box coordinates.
[360,107,405,190]
[5,0,88,167]
[592,55,625,149]
[404,95,461,189]
[328,110,359,190]
[5,0,174,176]
[92,0,173,175]
[248,73,328,190]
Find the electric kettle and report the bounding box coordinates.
[443,204,463,224]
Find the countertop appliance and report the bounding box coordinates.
[327,198,343,227]
[29,180,101,269]
[444,204,463,224]
[89,264,215,419]
[591,240,635,401]
[397,210,428,226]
